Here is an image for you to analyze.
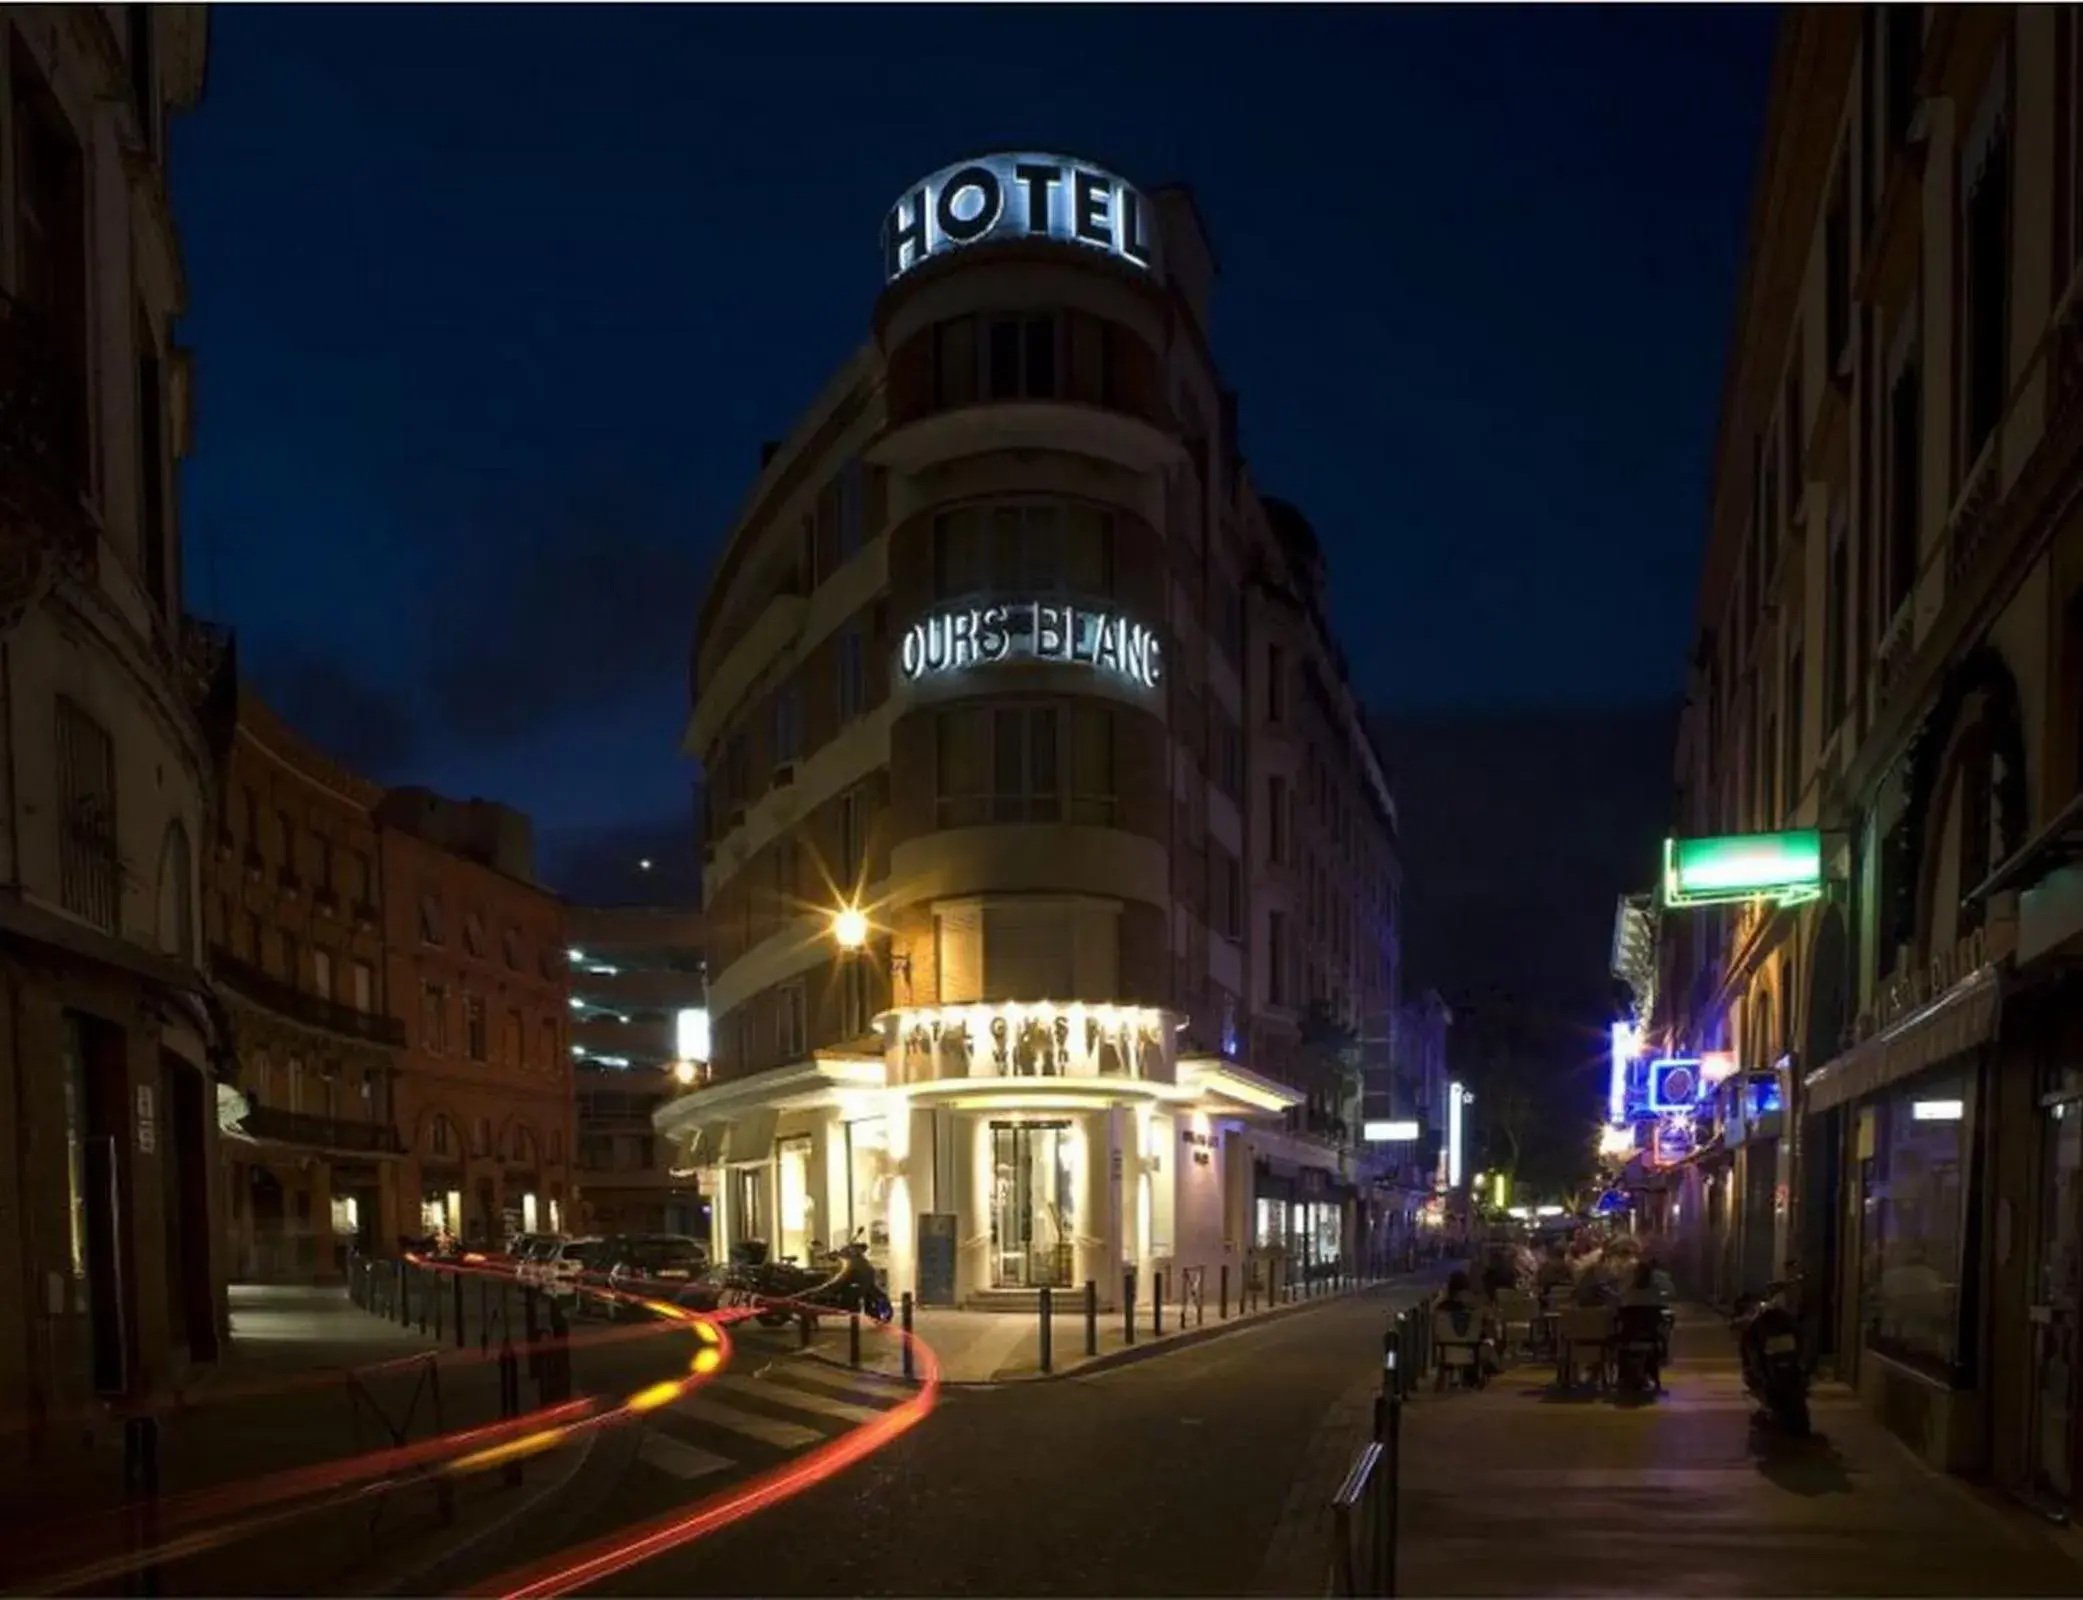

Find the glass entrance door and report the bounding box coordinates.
[989,1122,1075,1288]
[2030,1098,2083,1511]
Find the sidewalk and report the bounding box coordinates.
[1378,1307,2083,1597]
[0,1275,633,1596]
[775,1267,1454,1384]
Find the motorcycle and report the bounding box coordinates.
[678,1240,824,1327]
[814,1233,893,1324]
[1732,1282,1811,1438]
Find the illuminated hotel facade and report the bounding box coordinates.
[660,153,1407,1308]
[1645,7,2083,1502]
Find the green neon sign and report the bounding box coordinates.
[1662,831,1824,910]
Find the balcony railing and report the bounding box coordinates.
[240,1104,405,1156]
[211,946,407,1047]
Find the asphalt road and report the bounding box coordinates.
[541,1284,1427,1598]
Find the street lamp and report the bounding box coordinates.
[831,905,870,951]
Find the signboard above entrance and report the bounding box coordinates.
[898,602,1162,690]
[1662,830,1824,910]
[882,153,1160,286]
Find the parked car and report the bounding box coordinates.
[517,1236,607,1303]
[591,1234,709,1317]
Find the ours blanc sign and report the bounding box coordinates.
[883,153,1159,286]
[898,602,1163,690]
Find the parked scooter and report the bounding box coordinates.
[1732,1282,1811,1437]
[814,1232,893,1324]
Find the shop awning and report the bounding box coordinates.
[1802,964,2002,1115]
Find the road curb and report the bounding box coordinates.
[795,1272,1449,1388]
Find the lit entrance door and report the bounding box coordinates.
[989,1122,1074,1289]
[2029,1096,2083,1512]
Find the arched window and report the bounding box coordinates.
[157,821,194,961]
[511,1126,539,1168]
[429,1113,458,1159]
[247,1049,273,1107]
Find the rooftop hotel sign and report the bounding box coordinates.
[899,602,1162,690]
[882,153,1159,286]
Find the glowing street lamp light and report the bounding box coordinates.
[831,905,870,951]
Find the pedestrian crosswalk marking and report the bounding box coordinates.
[637,1432,736,1481]
[766,1358,912,1399]
[673,1393,824,1449]
[714,1373,881,1424]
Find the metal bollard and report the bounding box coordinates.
[799,1311,813,1350]
[1123,1267,1136,1345]
[1155,1270,1165,1336]
[849,1311,862,1369]
[418,1267,429,1336]
[123,1413,162,1597]
[523,1285,541,1379]
[1382,1325,1401,1397]
[1220,1263,1230,1320]
[1084,1279,1098,1357]
[900,1291,916,1381]
[479,1277,491,1355]
[1196,1271,1206,1327]
[1038,1283,1054,1374]
[453,1271,466,1350]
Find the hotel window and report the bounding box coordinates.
[505,1008,524,1065]
[1266,645,1287,722]
[1961,96,2011,471]
[1886,346,1921,619]
[840,784,869,890]
[984,312,1057,401]
[353,960,374,1012]
[420,892,445,946]
[836,623,866,723]
[1267,776,1292,865]
[465,995,488,1061]
[281,931,301,987]
[840,956,874,1040]
[1067,704,1115,825]
[312,947,332,1001]
[422,983,447,1052]
[312,832,332,892]
[772,680,801,766]
[936,706,1051,827]
[276,810,295,875]
[1212,709,1244,801]
[933,500,1113,598]
[539,1017,557,1070]
[1210,845,1244,941]
[777,981,808,1060]
[245,910,264,962]
[1267,910,1291,1008]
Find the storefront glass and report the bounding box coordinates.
[730,1165,770,1248]
[988,1121,1075,1287]
[1859,1067,1976,1374]
[845,1118,891,1253]
[777,1137,815,1264]
[1255,1198,1287,1249]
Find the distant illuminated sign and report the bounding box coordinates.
[1364,1120,1420,1143]
[1663,831,1824,910]
[676,1007,711,1064]
[899,603,1162,689]
[1608,1021,1638,1123]
[1648,1059,1704,1113]
[883,153,1159,285]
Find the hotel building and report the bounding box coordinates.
[1651,6,2083,1504]
[660,153,1404,1306]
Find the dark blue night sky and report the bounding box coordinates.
[171,5,1776,900]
